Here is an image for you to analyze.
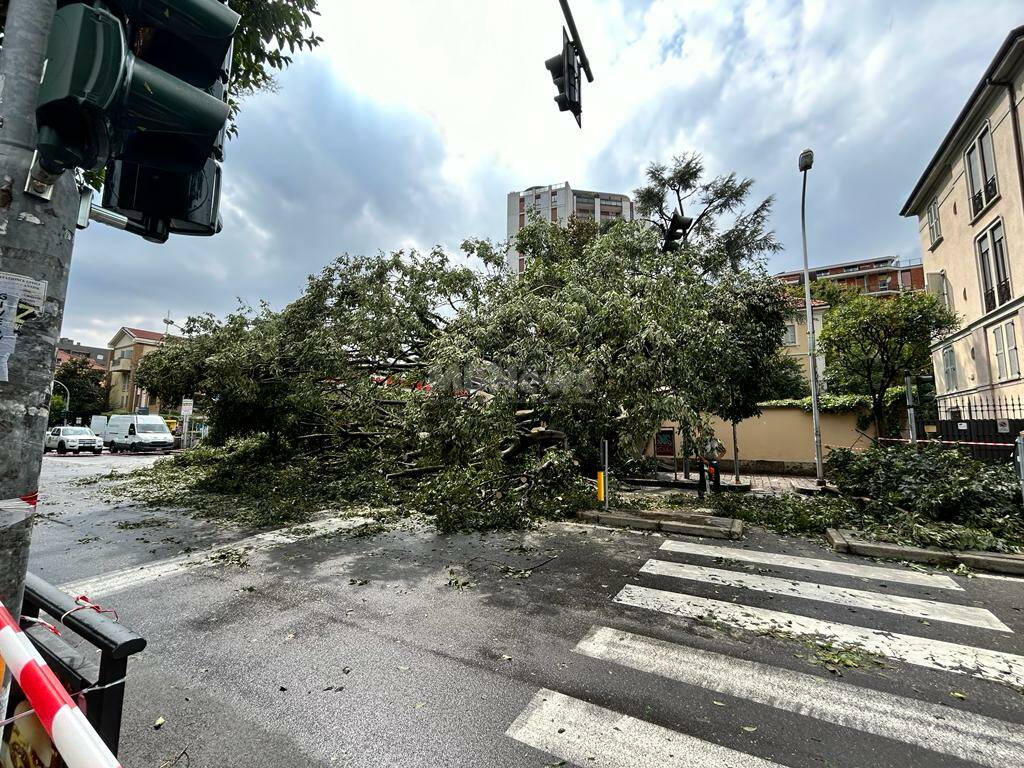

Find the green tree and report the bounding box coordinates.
[50,357,109,426]
[817,292,958,436]
[633,152,780,272]
[136,156,788,529]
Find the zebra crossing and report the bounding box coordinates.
[506,537,1024,767]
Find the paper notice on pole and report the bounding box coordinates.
[0,272,47,383]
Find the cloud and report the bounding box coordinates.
[60,0,1023,348]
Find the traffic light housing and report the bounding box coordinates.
[545,28,581,126]
[36,1,239,242]
[662,211,693,253]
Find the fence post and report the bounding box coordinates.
[904,374,917,445]
[1017,433,1024,507]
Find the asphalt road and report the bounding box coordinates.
[24,454,1024,767]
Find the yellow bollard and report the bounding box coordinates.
[596,471,605,502]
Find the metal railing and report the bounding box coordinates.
[12,573,146,755]
[935,395,1024,461]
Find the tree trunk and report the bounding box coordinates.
[732,420,740,484]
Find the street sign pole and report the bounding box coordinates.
[0,0,80,720]
[905,374,918,445]
[1016,432,1024,508]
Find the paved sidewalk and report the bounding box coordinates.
[650,470,822,495]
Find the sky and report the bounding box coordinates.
[62,0,1024,348]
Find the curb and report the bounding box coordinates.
[578,509,742,540]
[824,528,1024,575]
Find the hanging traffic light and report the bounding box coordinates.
[662,210,693,253]
[35,1,239,242]
[545,28,582,126]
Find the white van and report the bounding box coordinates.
[90,415,108,442]
[106,414,174,453]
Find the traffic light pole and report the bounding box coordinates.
[0,0,80,717]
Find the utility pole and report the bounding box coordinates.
[904,373,918,445]
[0,0,79,715]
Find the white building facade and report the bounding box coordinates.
[506,183,634,272]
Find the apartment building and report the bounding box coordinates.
[776,255,924,296]
[107,327,166,412]
[901,26,1024,402]
[782,298,829,387]
[55,338,111,371]
[506,183,634,272]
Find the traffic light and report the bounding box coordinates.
[545,28,581,126]
[662,210,693,252]
[35,1,239,242]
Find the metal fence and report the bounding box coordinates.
[933,395,1024,461]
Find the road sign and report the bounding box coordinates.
[180,398,194,417]
[997,418,1010,433]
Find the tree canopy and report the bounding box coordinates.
[817,291,958,435]
[49,357,109,426]
[136,155,788,529]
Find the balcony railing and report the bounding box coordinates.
[984,288,996,313]
[997,278,1012,305]
[985,176,998,202]
[971,190,985,218]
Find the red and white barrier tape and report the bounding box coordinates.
[878,437,1017,449]
[0,600,121,768]
[0,493,38,522]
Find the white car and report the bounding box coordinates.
[44,426,104,455]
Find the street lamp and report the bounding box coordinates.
[799,148,826,486]
[52,379,71,425]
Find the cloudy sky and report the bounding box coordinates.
[63,0,1023,348]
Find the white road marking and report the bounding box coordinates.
[974,572,1024,583]
[614,584,1024,688]
[659,539,962,589]
[507,689,786,768]
[640,559,1011,632]
[576,626,1024,768]
[63,516,369,597]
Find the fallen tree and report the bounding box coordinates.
[134,156,788,530]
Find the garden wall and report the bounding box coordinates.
[650,408,876,475]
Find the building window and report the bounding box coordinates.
[965,125,998,217]
[977,220,1010,313]
[994,325,1008,380]
[119,349,133,359]
[941,346,958,392]
[518,212,525,228]
[926,198,942,245]
[878,276,892,291]
[783,324,797,346]
[843,265,859,273]
[551,207,558,222]
[96,354,104,361]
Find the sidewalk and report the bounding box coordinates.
[647,470,822,495]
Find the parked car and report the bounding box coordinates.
[106,414,175,453]
[44,426,103,455]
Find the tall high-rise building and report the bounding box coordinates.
[506,183,634,272]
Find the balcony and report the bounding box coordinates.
[984,288,996,314]
[971,190,985,218]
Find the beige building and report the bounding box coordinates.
[901,26,1024,402]
[107,327,166,412]
[782,298,829,387]
[506,183,634,272]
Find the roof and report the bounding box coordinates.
[789,297,829,310]
[775,255,899,278]
[900,25,1024,216]
[123,327,165,342]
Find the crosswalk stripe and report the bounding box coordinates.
[640,558,1011,632]
[575,626,1024,768]
[614,584,1024,688]
[63,516,370,597]
[507,689,787,768]
[659,540,962,590]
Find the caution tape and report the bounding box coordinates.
[0,599,121,768]
[878,437,1017,449]
[0,493,38,523]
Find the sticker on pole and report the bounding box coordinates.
[0,271,48,383]
[180,398,194,417]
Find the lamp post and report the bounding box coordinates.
[52,379,71,425]
[799,148,825,486]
